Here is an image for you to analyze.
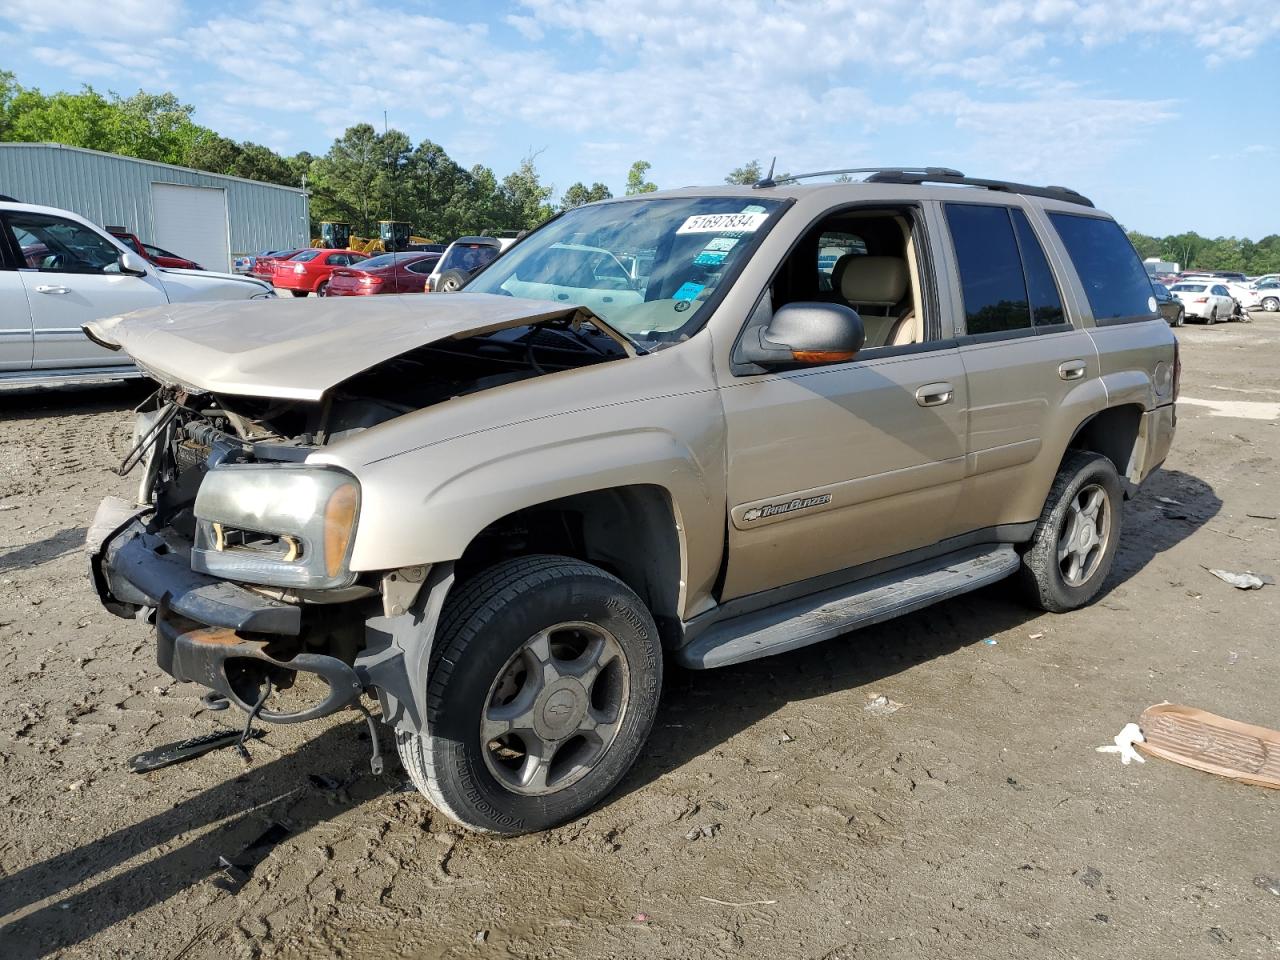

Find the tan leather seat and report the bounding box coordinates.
[831,255,914,348]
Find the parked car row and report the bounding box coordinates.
[246,235,513,297]
[1151,271,1280,327]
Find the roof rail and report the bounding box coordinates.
[863,170,1094,208]
[754,166,963,189]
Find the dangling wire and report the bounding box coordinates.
[235,678,273,763]
[115,402,178,477]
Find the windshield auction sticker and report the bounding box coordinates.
[676,212,769,234]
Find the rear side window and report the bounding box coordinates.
[1010,209,1065,326]
[1048,213,1157,323]
[945,204,1032,336]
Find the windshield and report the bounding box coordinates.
[466,196,785,347]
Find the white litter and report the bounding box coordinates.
[1096,722,1146,765]
[1207,568,1273,590]
[864,693,902,716]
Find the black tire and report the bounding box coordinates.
[396,555,663,834]
[289,289,308,298]
[1175,307,1185,327]
[316,280,330,297]
[437,268,469,293]
[1018,451,1123,614]
[1207,307,1217,325]
[1262,297,1279,313]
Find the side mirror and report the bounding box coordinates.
[119,251,149,276]
[739,301,865,367]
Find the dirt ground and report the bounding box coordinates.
[1,316,1278,960]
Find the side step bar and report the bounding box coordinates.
[676,544,1020,669]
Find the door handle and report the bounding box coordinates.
[1058,359,1087,381]
[35,284,71,295]
[915,382,954,407]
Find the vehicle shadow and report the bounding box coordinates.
[0,380,152,423]
[0,721,389,959]
[0,526,88,574]
[616,467,1220,802]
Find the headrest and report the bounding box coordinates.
[834,255,908,306]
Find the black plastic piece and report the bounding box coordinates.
[863,171,1094,207]
[128,728,264,773]
[97,522,300,635]
[212,821,292,894]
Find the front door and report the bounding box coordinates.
[4,210,168,369]
[718,204,969,601]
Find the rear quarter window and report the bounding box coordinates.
[1047,213,1157,324]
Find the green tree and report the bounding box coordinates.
[561,181,612,209]
[498,153,555,229]
[725,160,763,185]
[625,160,657,195]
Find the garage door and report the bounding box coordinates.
[150,183,231,273]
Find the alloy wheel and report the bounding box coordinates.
[480,622,630,796]
[1057,483,1111,587]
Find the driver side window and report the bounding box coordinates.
[772,208,927,351]
[5,212,122,274]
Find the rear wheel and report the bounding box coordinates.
[396,555,663,834]
[437,268,470,293]
[1207,307,1217,325]
[316,280,330,297]
[1019,451,1123,613]
[1174,307,1185,327]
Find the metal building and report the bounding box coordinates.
[0,143,309,272]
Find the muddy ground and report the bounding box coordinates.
[0,316,1277,960]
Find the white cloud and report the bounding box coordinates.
[0,0,184,37]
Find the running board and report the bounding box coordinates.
[676,544,1020,669]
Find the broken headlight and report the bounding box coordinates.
[191,465,360,589]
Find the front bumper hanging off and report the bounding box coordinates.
[88,496,364,724]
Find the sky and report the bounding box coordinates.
[0,0,1277,238]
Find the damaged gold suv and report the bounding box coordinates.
[87,168,1177,833]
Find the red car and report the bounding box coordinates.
[107,228,202,269]
[325,252,441,296]
[251,248,307,284]
[272,249,369,297]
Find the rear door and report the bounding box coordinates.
[940,201,1098,532]
[0,225,34,371]
[4,209,167,369]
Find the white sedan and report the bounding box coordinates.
[1,200,275,389]
[1169,281,1236,324]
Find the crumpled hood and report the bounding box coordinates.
[84,293,628,400]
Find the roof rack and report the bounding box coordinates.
[863,170,1094,208]
[754,166,962,189]
[753,167,1094,208]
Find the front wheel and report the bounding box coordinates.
[1018,451,1123,613]
[397,556,663,834]
[289,289,308,298]
[1262,297,1279,313]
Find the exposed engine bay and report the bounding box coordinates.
[134,317,625,528]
